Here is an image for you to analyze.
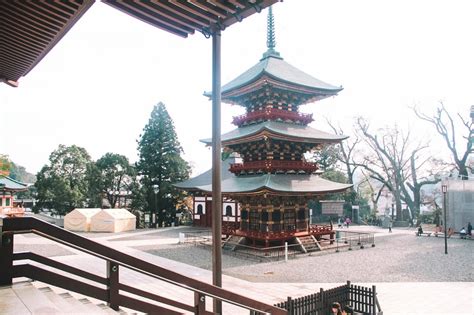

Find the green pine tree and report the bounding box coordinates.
[136,102,190,227]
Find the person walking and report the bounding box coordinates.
[388,218,393,233]
[345,217,351,228]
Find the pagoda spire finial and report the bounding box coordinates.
[266,6,276,50]
[261,6,281,60]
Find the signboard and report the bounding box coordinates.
[321,200,344,215]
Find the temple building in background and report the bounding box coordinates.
[0,176,28,216]
[176,7,352,248]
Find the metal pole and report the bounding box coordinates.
[443,186,448,255]
[211,28,222,314]
[154,192,157,228]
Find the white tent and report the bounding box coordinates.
[90,209,136,233]
[64,208,101,232]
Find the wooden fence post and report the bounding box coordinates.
[346,281,351,306]
[194,292,206,314]
[286,296,293,315]
[320,287,324,312]
[0,219,14,286]
[107,261,119,310]
[372,285,377,315]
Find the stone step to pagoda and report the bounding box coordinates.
[222,235,245,251]
[296,236,321,253]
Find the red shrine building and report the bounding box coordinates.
[0,176,28,217]
[176,7,352,247]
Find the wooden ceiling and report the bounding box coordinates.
[0,0,279,87]
[102,0,280,38]
[0,0,94,86]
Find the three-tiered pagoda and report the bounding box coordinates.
[177,7,351,247]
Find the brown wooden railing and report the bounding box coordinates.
[0,216,286,314]
[232,108,313,126]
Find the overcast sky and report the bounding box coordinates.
[1,0,473,177]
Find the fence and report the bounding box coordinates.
[179,230,212,244]
[180,231,300,262]
[333,231,375,252]
[274,281,382,315]
[223,242,300,262]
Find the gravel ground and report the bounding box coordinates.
[111,226,208,241]
[225,234,474,282]
[136,243,260,269]
[140,233,473,283]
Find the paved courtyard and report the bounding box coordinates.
[10,225,474,314]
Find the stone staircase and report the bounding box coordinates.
[222,235,246,251]
[296,235,321,253]
[0,281,135,314]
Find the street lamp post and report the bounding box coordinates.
[442,184,448,255]
[152,184,159,228]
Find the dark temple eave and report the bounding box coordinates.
[193,174,353,195]
[200,121,348,146]
[0,0,94,86]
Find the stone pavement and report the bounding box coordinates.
[11,226,474,314]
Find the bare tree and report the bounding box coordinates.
[413,103,473,179]
[326,119,361,186]
[353,117,445,221]
[358,169,385,217]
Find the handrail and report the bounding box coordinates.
[230,160,318,174]
[2,217,286,314]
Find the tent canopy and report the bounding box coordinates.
[90,208,136,233]
[64,208,102,232]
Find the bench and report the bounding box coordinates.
[415,232,432,237]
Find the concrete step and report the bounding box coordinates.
[31,281,124,314]
[38,286,99,314]
[10,281,63,314]
[0,285,31,314]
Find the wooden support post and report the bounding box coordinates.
[0,218,14,286]
[194,292,206,314]
[107,261,119,310]
[211,27,223,315]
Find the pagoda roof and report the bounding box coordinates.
[204,54,343,102]
[228,54,341,93]
[201,121,348,145]
[179,173,352,195]
[175,155,239,191]
[0,176,28,192]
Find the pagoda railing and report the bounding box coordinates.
[310,224,333,234]
[0,206,25,217]
[232,108,313,126]
[230,160,318,174]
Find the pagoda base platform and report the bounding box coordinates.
[227,224,334,248]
